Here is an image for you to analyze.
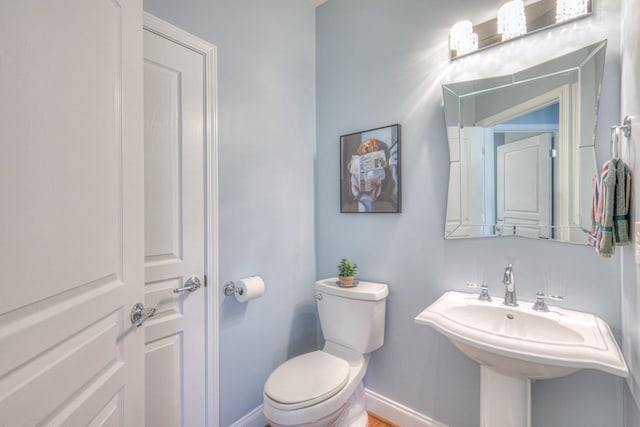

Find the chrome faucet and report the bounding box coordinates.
[503,263,517,306]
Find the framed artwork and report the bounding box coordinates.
[340,124,401,213]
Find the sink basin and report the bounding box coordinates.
[415,291,628,379]
[416,291,629,426]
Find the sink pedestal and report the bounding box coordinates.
[480,366,531,427]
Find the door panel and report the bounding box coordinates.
[0,0,144,425]
[144,59,182,263]
[145,335,182,427]
[143,26,207,427]
[497,134,552,238]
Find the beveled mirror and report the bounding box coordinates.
[443,40,606,244]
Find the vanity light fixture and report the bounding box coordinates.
[449,20,479,55]
[556,0,590,23]
[497,0,527,41]
[449,0,593,60]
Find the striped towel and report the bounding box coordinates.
[589,173,600,246]
[589,158,631,257]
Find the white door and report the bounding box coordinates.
[143,19,211,427]
[0,0,145,425]
[497,134,553,238]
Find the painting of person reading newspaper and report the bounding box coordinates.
[340,124,401,213]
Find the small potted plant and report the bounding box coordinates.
[337,258,358,287]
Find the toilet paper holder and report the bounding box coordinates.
[223,275,265,302]
[223,281,244,297]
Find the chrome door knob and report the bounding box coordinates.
[174,276,202,294]
[130,302,156,327]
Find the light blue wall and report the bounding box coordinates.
[621,0,640,424]
[316,0,624,426]
[142,1,317,425]
[626,389,640,427]
[504,103,559,125]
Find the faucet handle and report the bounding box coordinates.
[467,283,492,302]
[532,291,563,312]
[536,291,563,301]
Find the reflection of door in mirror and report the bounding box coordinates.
[442,40,605,244]
[497,133,552,239]
[445,126,495,238]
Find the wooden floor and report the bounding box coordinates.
[368,410,399,427]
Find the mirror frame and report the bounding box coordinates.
[443,40,607,244]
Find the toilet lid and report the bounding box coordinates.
[264,351,350,406]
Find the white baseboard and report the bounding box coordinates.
[228,404,267,427]
[229,389,447,427]
[365,388,448,427]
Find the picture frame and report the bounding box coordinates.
[340,124,401,213]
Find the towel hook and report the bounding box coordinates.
[611,126,621,158]
[610,116,632,158]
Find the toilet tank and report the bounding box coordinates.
[314,278,389,354]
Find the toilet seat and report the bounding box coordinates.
[264,351,350,410]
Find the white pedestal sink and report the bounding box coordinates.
[415,291,628,427]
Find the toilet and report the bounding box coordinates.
[263,278,389,427]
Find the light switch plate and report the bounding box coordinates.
[635,222,640,264]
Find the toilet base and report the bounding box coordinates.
[345,410,368,427]
[266,382,367,427]
[334,382,367,427]
[267,409,342,427]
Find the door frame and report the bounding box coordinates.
[143,13,220,427]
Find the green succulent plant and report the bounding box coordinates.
[337,258,358,277]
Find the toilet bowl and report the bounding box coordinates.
[263,278,388,426]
